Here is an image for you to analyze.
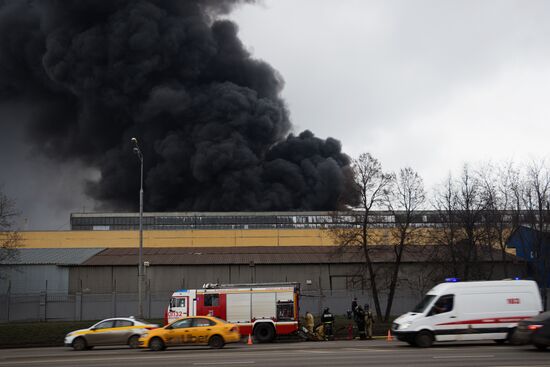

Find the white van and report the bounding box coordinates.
[392,280,542,347]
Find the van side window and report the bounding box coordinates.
[429,294,454,315]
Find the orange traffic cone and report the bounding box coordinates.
[386,329,393,341]
[247,334,253,345]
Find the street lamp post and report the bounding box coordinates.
[131,137,144,318]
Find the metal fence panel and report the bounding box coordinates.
[45,294,76,321]
[4,294,41,322]
[2,288,547,323]
[81,293,112,321]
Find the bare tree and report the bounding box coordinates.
[521,161,550,309]
[329,153,392,320]
[432,165,493,280]
[0,188,21,275]
[477,161,522,278]
[382,167,426,320]
[432,174,460,276]
[401,245,448,299]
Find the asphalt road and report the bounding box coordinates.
[0,340,548,367]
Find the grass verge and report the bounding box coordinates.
[0,319,164,348]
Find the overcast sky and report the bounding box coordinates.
[3,0,550,230]
[229,0,550,181]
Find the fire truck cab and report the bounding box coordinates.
[165,282,300,342]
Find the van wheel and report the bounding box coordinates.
[72,337,87,351]
[149,337,165,351]
[254,323,276,343]
[506,328,520,345]
[128,335,140,349]
[415,331,434,348]
[208,335,225,349]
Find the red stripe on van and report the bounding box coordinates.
[436,316,532,326]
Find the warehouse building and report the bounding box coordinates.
[0,211,526,322]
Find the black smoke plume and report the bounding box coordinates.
[0,0,354,212]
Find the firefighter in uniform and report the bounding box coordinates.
[321,307,335,340]
[305,311,315,334]
[364,304,374,339]
[351,297,358,316]
[355,305,366,340]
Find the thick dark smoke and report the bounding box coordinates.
[0,0,354,212]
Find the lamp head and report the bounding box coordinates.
[131,137,138,144]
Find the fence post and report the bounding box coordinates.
[75,292,82,321]
[112,291,117,317]
[39,291,46,321]
[147,279,152,319]
[6,281,10,322]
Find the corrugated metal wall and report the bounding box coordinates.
[0,265,69,294]
[0,261,527,322]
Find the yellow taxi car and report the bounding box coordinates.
[139,316,241,350]
[65,317,159,350]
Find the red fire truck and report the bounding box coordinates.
[164,282,300,342]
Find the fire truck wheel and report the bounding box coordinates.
[149,337,165,351]
[253,323,275,343]
[208,335,225,349]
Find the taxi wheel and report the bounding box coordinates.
[72,337,87,351]
[149,337,165,351]
[128,335,140,349]
[208,335,225,349]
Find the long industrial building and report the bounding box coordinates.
[0,211,525,322]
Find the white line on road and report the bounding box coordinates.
[433,355,494,359]
[344,348,387,352]
[193,362,255,365]
[296,349,333,354]
[0,355,227,366]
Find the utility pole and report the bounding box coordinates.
[131,137,144,318]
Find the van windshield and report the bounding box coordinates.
[412,295,435,313]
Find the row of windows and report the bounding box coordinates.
[72,214,432,229]
[71,222,426,231]
[71,212,534,231]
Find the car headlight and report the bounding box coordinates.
[66,332,74,337]
[141,333,148,338]
[400,322,412,330]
